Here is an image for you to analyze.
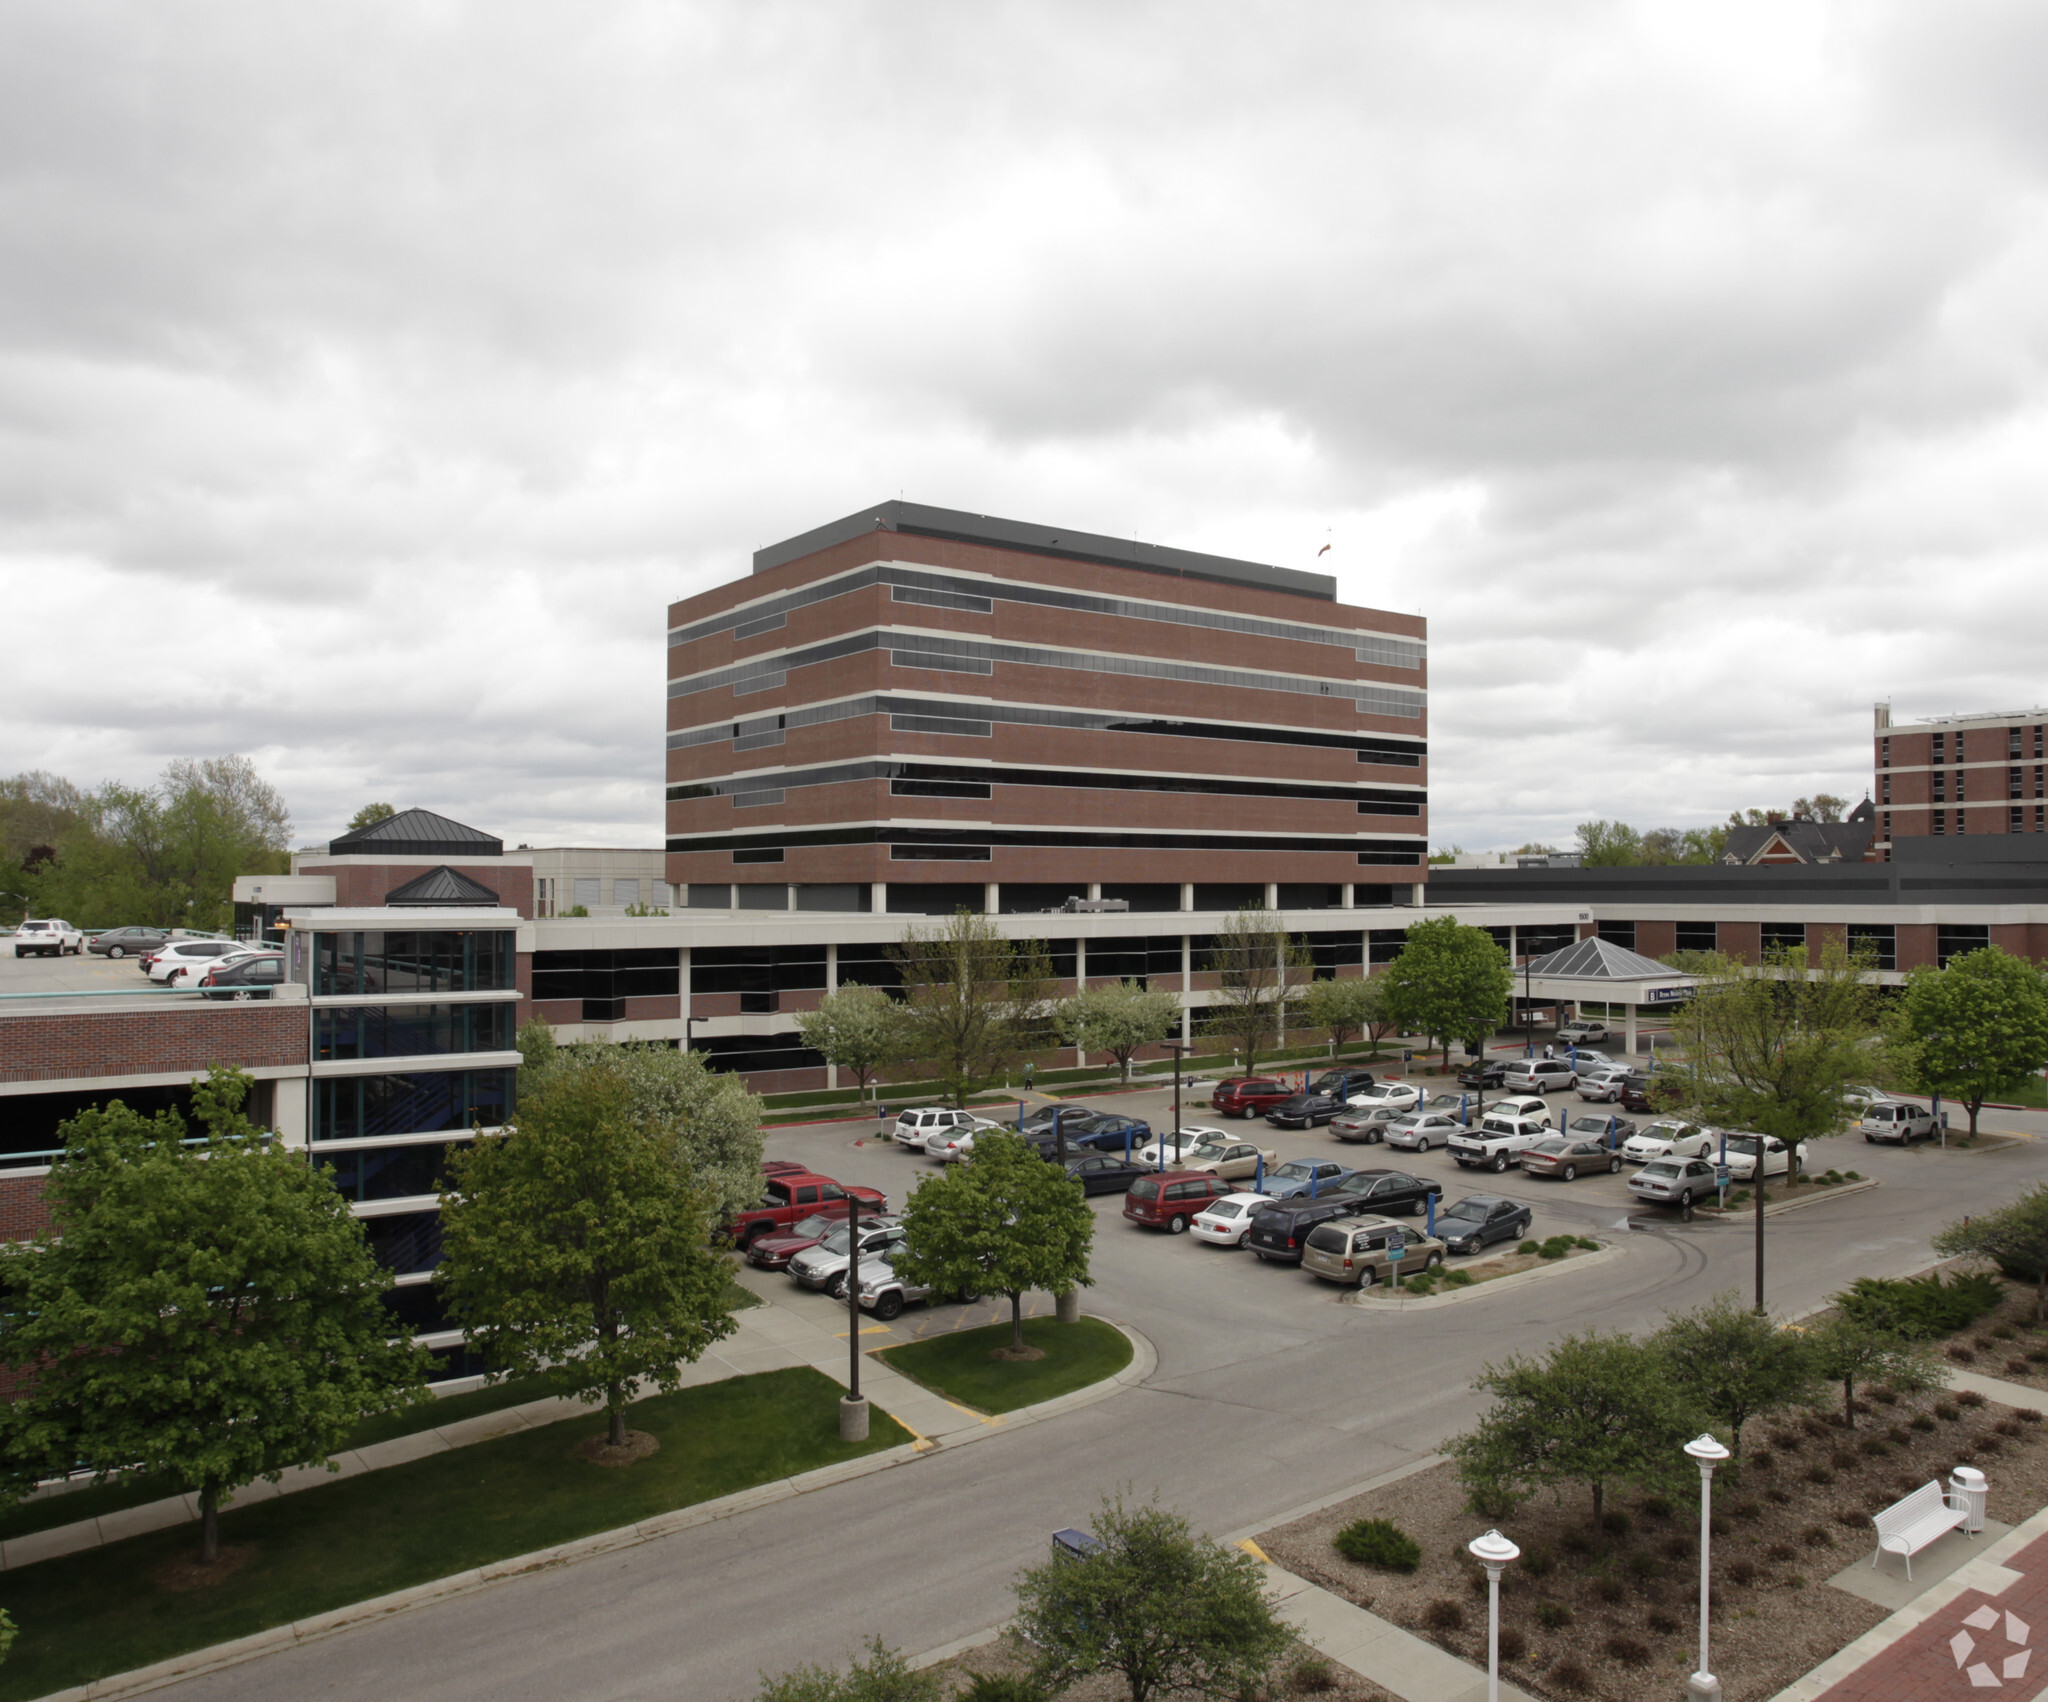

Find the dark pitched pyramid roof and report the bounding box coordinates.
[328,808,502,858]
[1525,937,1684,981]
[382,865,504,907]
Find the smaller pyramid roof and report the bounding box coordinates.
[383,865,504,907]
[328,808,502,858]
[1524,937,1685,981]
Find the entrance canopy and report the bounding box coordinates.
[1515,936,1698,1052]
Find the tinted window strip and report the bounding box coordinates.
[667,825,1424,855]
[667,760,1423,809]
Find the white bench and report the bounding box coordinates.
[1871,1479,1969,1579]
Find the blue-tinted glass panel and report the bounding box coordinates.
[315,1004,514,1061]
[322,1140,467,1201]
[361,1210,444,1274]
[312,931,514,995]
[313,1069,513,1142]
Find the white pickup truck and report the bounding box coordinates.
[1449,1111,1552,1173]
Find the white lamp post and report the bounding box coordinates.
[1685,1433,1731,1702]
[1467,1528,1520,1702]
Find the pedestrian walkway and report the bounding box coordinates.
[0,1280,1066,1573]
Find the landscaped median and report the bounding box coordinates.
[0,1367,908,1702]
[875,1316,1134,1415]
[1349,1237,1619,1310]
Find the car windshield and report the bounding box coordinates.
[817,1227,854,1254]
[1642,1162,1679,1177]
[1206,1199,1248,1218]
[1724,1136,1763,1154]
[1442,1201,1487,1222]
[788,1215,837,1238]
[1568,1119,1608,1136]
[1184,1145,1229,1164]
[1128,1179,1159,1200]
[1270,1162,1314,1181]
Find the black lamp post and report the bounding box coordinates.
[1163,1040,1192,1168]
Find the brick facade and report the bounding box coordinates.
[1875,708,2048,850]
[0,1003,306,1085]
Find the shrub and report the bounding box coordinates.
[1549,1656,1592,1691]
[2008,1358,2031,1376]
[1521,1547,1553,1578]
[1442,1268,1474,1287]
[1836,1272,2003,1340]
[1869,1385,1899,1406]
[1403,1271,1438,1295]
[2028,1347,2048,1365]
[1912,1414,1937,1432]
[1958,1389,1987,1409]
[1640,1495,1675,1519]
[1975,1335,1998,1351]
[1802,1524,1835,1548]
[1285,1656,1336,1695]
[1974,1434,2004,1457]
[1766,1487,1792,1506]
[1998,1418,2025,1438]
[1660,1535,1690,1562]
[1994,1324,2018,1341]
[1766,1541,1797,1563]
[1594,1577,1625,1605]
[1517,1239,1541,1256]
[1534,1601,1574,1630]
[1846,1170,1863,1181]
[1421,1599,1466,1634]
[1727,1558,1758,1586]
[1788,1572,1809,1588]
[1770,1429,1801,1451]
[1949,1345,1977,1365]
[1805,1465,1835,1486]
[1333,1518,1421,1572]
[1934,1402,1961,1422]
[1625,1551,1658,1581]
[2020,1409,2044,1424]
[1866,1439,1892,1459]
[1604,1635,1652,1666]
[1710,1514,1731,1537]
[1835,1509,1866,1529]
[1802,1414,1832,1438]
[1538,1236,1574,1260]
[1888,1423,1911,1445]
[962,1680,1049,1702]
[1647,1609,1681,1635]
[1497,1627,1527,1662]
[1750,1450,1776,1472]
[1828,1448,1857,1471]
[1575,1236,1600,1250]
[1559,1528,1594,1556]
[1601,1509,1631,1537]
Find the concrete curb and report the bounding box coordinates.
[22,1320,1154,1702]
[1693,1176,1882,1221]
[1344,1241,1625,1311]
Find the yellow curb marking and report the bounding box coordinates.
[1239,1539,1271,1562]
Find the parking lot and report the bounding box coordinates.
[0,941,160,995]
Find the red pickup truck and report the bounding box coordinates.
[726,1166,887,1249]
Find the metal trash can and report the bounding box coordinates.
[1950,1466,1988,1534]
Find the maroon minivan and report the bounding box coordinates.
[1123,1170,1235,1234]
[1210,1077,1294,1119]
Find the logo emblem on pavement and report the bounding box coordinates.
[1950,1605,2029,1687]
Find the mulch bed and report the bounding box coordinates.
[151,1543,258,1592]
[1937,1278,2048,1394]
[574,1429,659,1467]
[1260,1385,2048,1702]
[926,1630,1396,1701]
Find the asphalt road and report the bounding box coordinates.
[151,1080,2048,1702]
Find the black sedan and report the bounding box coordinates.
[196,953,285,1000]
[1340,1168,1443,1217]
[1437,1194,1532,1256]
[1064,1152,1150,1195]
[88,925,172,959]
[1457,1059,1508,1089]
[1265,1092,1348,1129]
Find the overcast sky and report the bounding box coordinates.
[4,2,2045,854]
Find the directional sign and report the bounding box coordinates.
[1385,1234,1407,1261]
[1715,1165,1731,1188]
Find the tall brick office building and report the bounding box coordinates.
[663,502,1428,911]
[1873,703,2048,853]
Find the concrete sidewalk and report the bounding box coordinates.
[0,1284,1096,1573]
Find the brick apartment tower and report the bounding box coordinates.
[1873,703,2048,856]
[665,503,1428,910]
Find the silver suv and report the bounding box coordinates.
[788,1219,906,1291]
[11,919,84,958]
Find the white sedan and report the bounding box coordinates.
[1722,1135,1791,1182]
[1381,1112,1465,1153]
[924,1124,1001,1162]
[1191,1191,1272,1247]
[1620,1120,1716,1164]
[1350,1082,1422,1114]
[1136,1126,1233,1168]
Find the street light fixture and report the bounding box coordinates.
[1467,1528,1520,1702]
[1163,1039,1192,1163]
[1684,1432,1731,1702]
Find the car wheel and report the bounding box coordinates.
[1562,1164,1578,1181]
[1357,1266,1376,1288]
[1864,1132,1875,1143]
[1676,1188,1694,1208]
[107,945,124,958]
[874,1291,905,1321]
[1423,1252,1442,1271]
[1414,1136,1430,1153]
[1608,1157,1621,1174]
[1167,1214,1189,1234]
[1490,1153,1509,1173]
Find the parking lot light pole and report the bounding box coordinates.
[1164,1040,1191,1166]
[840,1193,869,1442]
[1685,1433,1730,1701]
[1468,1529,1519,1702]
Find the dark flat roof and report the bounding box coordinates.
[752,500,1337,602]
[1432,856,2048,908]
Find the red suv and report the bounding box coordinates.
[1211,1077,1293,1119]
[1123,1170,1235,1234]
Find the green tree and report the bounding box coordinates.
[1575,820,1644,865]
[437,1060,739,1447]
[796,983,904,1104]
[1448,1331,1693,1528]
[1199,907,1311,1074]
[346,802,399,831]
[1652,1292,1814,1459]
[1058,981,1183,1084]
[1301,974,1384,1054]
[1378,916,1513,1070]
[754,1638,942,1702]
[1013,1494,1292,1702]
[888,911,1056,1108]
[1801,1313,1938,1428]
[1895,946,2048,1137]
[894,1133,1093,1353]
[0,1068,429,1561]
[1934,1184,2048,1323]
[1663,935,1887,1309]
[518,1032,766,1227]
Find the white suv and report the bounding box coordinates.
[890,1107,996,1152]
[147,938,256,985]
[12,919,84,958]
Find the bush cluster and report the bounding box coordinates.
[1837,1272,2003,1340]
[1332,1517,1422,1572]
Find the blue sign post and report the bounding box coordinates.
[1386,1232,1407,1290]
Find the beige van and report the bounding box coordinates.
[1300,1214,1446,1288]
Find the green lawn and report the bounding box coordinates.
[0,1366,907,1701]
[875,1316,1131,1414]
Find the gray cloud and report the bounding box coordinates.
[2,0,2045,852]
